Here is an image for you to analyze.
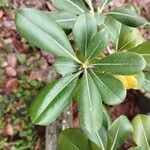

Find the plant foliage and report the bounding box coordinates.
[15,3,147,132]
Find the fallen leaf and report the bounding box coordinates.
[7,53,17,67]
[5,78,19,92]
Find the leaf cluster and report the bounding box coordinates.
[15,0,150,134]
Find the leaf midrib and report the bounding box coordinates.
[110,128,120,150]
[18,12,79,63]
[93,63,138,66]
[139,117,150,149]
[85,70,94,130]
[96,132,105,150]
[87,40,103,61]
[66,0,85,13]
[55,64,80,67]
[145,79,150,84]
[118,38,137,51]
[108,11,140,20]
[61,134,80,150]
[84,14,88,57]
[91,71,122,101]
[32,73,79,122]
[55,18,76,23]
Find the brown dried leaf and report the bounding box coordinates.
[5,66,17,77]
[7,53,17,67]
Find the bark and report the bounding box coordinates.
[45,107,71,150]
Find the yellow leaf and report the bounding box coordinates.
[115,75,137,90]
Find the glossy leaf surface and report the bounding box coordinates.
[52,0,87,15]
[54,57,80,75]
[107,115,133,150]
[98,0,112,6]
[78,71,102,132]
[58,128,89,150]
[85,126,107,150]
[46,11,76,31]
[91,71,126,105]
[143,72,150,93]
[130,115,150,149]
[108,6,147,27]
[16,8,80,62]
[73,13,97,57]
[94,52,146,75]
[105,16,121,45]
[86,29,109,61]
[117,25,144,51]
[30,73,79,125]
[134,72,145,89]
[129,41,150,68]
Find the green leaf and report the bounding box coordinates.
[58,128,89,150]
[53,57,80,75]
[98,0,112,6]
[102,106,112,129]
[78,70,103,132]
[143,72,150,93]
[16,8,80,63]
[117,25,144,51]
[95,13,105,27]
[108,6,147,27]
[30,73,79,125]
[130,115,150,149]
[73,13,97,57]
[135,72,145,89]
[105,16,122,45]
[84,126,107,150]
[86,28,109,61]
[129,146,144,150]
[107,115,133,150]
[129,41,150,68]
[45,11,76,31]
[94,52,146,75]
[91,71,126,105]
[51,0,87,15]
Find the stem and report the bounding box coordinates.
[89,2,94,15]
[99,1,107,14]
[97,6,101,14]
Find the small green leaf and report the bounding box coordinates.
[16,8,80,63]
[129,41,150,68]
[108,6,147,27]
[102,106,112,129]
[135,72,145,89]
[94,52,146,75]
[30,73,79,125]
[130,115,150,149]
[95,13,105,27]
[91,71,126,105]
[107,115,133,150]
[105,16,122,45]
[78,70,103,132]
[73,13,97,57]
[117,25,144,51]
[143,72,150,94]
[86,28,109,61]
[53,57,80,75]
[98,0,112,6]
[58,128,89,150]
[52,0,88,15]
[84,126,107,150]
[45,11,77,31]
